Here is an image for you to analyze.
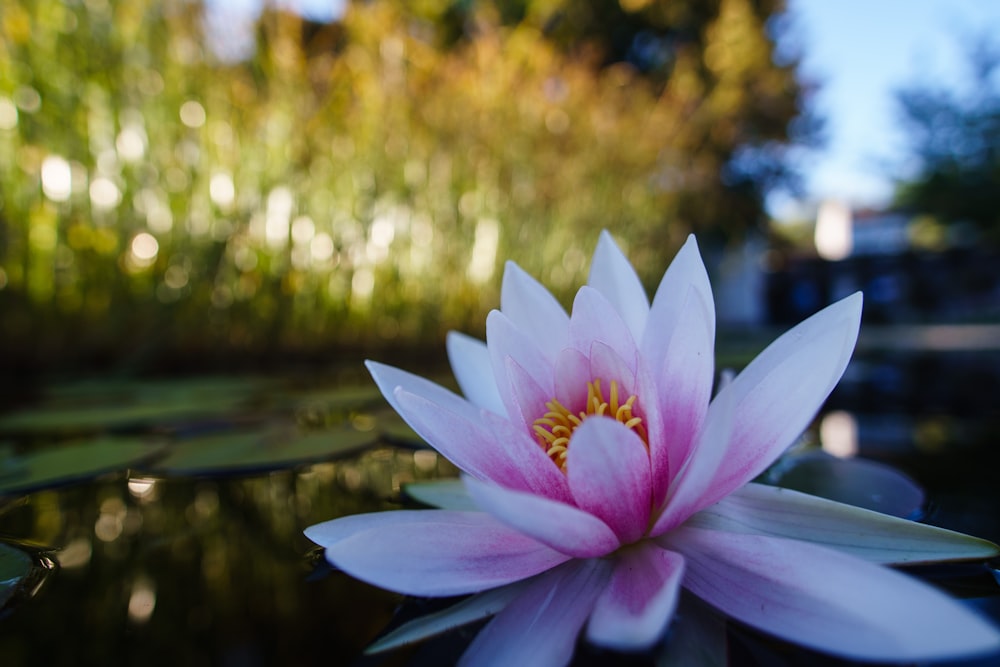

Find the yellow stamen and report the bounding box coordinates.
[532,378,648,471]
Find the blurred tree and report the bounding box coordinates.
[893,40,1000,244]
[0,0,814,371]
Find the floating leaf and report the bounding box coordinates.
[0,438,166,496]
[768,452,925,519]
[375,409,423,446]
[290,384,385,412]
[0,395,248,435]
[149,424,377,476]
[0,542,33,611]
[404,479,476,510]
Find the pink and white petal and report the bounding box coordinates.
[650,368,738,535]
[566,418,651,544]
[639,236,715,501]
[459,558,613,667]
[318,510,571,597]
[500,260,570,362]
[464,476,621,558]
[368,361,517,483]
[553,347,593,413]
[486,310,555,423]
[305,511,392,548]
[480,408,573,505]
[395,389,521,486]
[504,356,553,432]
[367,360,482,427]
[587,341,636,395]
[664,527,1000,662]
[447,331,506,415]
[696,293,863,508]
[367,579,529,654]
[587,230,650,343]
[396,389,567,497]
[568,287,639,372]
[586,542,684,650]
[685,482,1000,564]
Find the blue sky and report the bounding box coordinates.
[781,0,1000,217]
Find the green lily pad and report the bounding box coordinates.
[0,437,166,496]
[149,424,378,476]
[290,384,385,411]
[0,396,247,435]
[770,452,925,519]
[0,377,271,435]
[0,542,33,611]
[375,409,423,446]
[404,479,475,510]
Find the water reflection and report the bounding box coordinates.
[0,358,998,665]
[0,445,458,665]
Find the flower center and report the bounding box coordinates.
[532,378,648,470]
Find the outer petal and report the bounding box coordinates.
[464,476,620,558]
[566,418,651,544]
[447,331,506,415]
[586,542,684,649]
[664,527,1000,662]
[685,482,1000,564]
[696,292,863,508]
[639,236,715,506]
[309,510,571,596]
[459,558,613,667]
[367,360,481,428]
[500,260,570,362]
[587,230,649,344]
[393,389,520,488]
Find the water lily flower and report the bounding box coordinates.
[307,232,1000,665]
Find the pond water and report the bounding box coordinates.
[1,347,999,666]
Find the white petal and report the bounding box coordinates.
[568,287,638,373]
[586,542,684,649]
[393,388,514,484]
[697,292,863,508]
[459,558,612,667]
[639,235,715,506]
[464,476,620,558]
[566,418,651,545]
[650,363,738,535]
[587,230,649,343]
[366,359,481,431]
[665,527,1000,662]
[500,260,569,362]
[447,331,506,415]
[685,482,1000,564]
[314,510,570,597]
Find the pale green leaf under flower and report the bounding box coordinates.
[686,483,999,564]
